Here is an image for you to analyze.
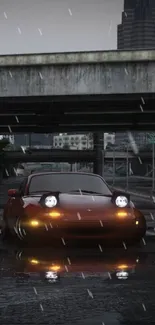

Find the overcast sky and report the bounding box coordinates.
[0,0,124,54]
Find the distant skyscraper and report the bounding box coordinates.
[117,0,155,49]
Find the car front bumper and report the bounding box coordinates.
[19,218,146,241]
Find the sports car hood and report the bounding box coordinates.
[24,192,113,211]
[23,192,133,221]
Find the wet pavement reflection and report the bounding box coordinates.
[0,239,155,325]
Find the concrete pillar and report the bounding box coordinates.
[93,132,103,175]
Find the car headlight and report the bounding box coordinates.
[45,196,57,208]
[115,196,128,208]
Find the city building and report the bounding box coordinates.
[53,133,115,150]
[116,0,153,151]
[117,0,155,49]
[53,134,92,150]
[14,133,116,150]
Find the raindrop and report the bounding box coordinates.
[9,71,13,78]
[39,72,43,79]
[40,303,44,311]
[142,238,146,245]
[87,289,93,298]
[81,272,85,279]
[142,303,146,311]
[61,237,66,245]
[124,68,128,75]
[8,125,12,133]
[15,116,19,123]
[100,220,103,227]
[17,27,21,34]
[4,12,7,19]
[108,21,112,35]
[21,146,26,154]
[123,241,127,250]
[38,28,42,36]
[67,257,71,265]
[108,272,112,279]
[141,97,145,105]
[5,169,9,176]
[77,212,81,220]
[98,244,103,252]
[68,8,72,16]
[33,287,38,295]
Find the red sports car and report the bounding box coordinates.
[1,172,146,243]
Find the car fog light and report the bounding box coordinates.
[30,259,39,264]
[116,211,128,218]
[30,220,40,227]
[49,211,61,219]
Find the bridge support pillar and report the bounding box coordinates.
[93,132,103,176]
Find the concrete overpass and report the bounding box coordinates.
[0,50,155,133]
[2,149,154,163]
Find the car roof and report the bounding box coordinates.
[28,171,103,179]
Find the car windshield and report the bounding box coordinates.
[28,173,111,195]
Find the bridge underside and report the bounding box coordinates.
[0,93,155,133]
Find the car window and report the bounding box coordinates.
[28,173,111,195]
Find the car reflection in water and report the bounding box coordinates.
[116,270,129,280]
[44,271,60,283]
[0,248,145,283]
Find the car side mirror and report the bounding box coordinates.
[8,189,21,197]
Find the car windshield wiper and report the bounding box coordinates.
[67,189,105,195]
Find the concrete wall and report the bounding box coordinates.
[0,50,155,97]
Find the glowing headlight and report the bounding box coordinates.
[45,196,57,208]
[115,196,128,208]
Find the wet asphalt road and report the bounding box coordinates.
[0,237,155,325]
